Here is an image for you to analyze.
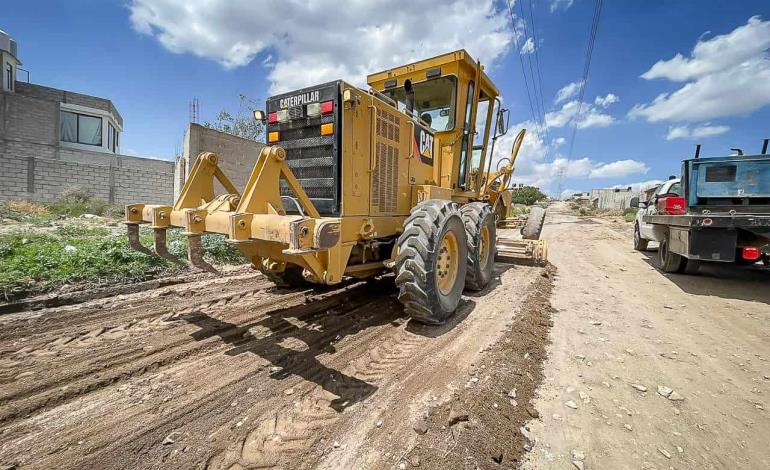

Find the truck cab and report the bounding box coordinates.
[633,178,681,249]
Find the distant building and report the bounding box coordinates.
[590,187,642,210]
[0,28,174,204]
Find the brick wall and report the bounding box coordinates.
[175,123,264,199]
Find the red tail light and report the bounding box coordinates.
[742,247,761,261]
[268,112,278,124]
[656,196,686,215]
[321,100,334,115]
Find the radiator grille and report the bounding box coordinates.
[266,82,340,214]
[372,108,400,213]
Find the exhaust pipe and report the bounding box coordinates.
[694,144,701,159]
[762,138,769,155]
[404,79,414,115]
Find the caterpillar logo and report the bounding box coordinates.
[279,90,320,109]
[415,127,435,166]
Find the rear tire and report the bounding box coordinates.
[658,235,684,273]
[461,202,496,291]
[522,207,546,240]
[633,223,649,251]
[395,200,468,324]
[679,258,700,274]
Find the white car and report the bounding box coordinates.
[632,178,682,251]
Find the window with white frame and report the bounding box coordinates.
[5,62,12,91]
[107,122,119,153]
[60,111,103,146]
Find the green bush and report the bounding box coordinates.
[47,188,123,217]
[623,208,638,223]
[510,186,548,206]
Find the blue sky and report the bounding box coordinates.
[3,0,769,196]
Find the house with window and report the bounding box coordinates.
[0,28,174,204]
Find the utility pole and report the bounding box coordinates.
[556,167,566,200]
[189,98,199,124]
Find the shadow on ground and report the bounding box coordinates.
[640,250,770,303]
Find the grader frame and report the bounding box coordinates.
[125,50,547,323]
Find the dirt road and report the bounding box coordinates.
[2,204,769,470]
[523,203,770,469]
[0,240,550,469]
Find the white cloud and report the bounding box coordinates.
[129,0,513,94]
[610,179,664,192]
[520,37,536,55]
[490,120,648,194]
[665,124,730,140]
[555,80,583,104]
[594,93,619,108]
[550,0,574,13]
[588,160,648,179]
[545,97,617,130]
[629,16,770,122]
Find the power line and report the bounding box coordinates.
[567,0,603,160]
[505,0,541,141]
[523,0,552,161]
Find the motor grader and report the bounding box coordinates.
[125,50,545,324]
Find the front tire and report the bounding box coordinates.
[461,202,496,291]
[395,201,468,324]
[658,235,683,273]
[634,223,649,251]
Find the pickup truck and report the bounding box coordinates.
[630,143,770,274]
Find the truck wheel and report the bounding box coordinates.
[395,200,468,324]
[461,202,496,291]
[633,223,649,251]
[522,207,546,240]
[679,258,700,275]
[657,236,684,273]
[256,263,308,288]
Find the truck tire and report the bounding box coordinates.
[522,206,546,240]
[257,264,308,288]
[395,200,468,324]
[657,235,684,273]
[461,202,496,291]
[633,223,649,251]
[679,258,701,275]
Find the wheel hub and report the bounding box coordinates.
[436,231,459,296]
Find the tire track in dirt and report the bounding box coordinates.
[0,278,400,469]
[0,254,545,470]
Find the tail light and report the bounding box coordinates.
[742,246,761,261]
[306,102,322,117]
[656,196,686,215]
[321,100,334,115]
[267,112,278,124]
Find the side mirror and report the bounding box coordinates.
[495,107,510,137]
[629,197,640,208]
[253,110,266,122]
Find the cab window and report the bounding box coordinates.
[669,182,682,195]
[382,76,457,131]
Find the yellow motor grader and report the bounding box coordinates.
[125,50,545,324]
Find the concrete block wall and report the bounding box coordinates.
[175,123,264,199]
[0,152,174,205]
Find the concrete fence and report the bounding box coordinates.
[0,150,174,205]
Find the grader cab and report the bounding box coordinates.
[125,50,546,324]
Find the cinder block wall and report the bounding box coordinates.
[175,123,264,199]
[0,87,174,205]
